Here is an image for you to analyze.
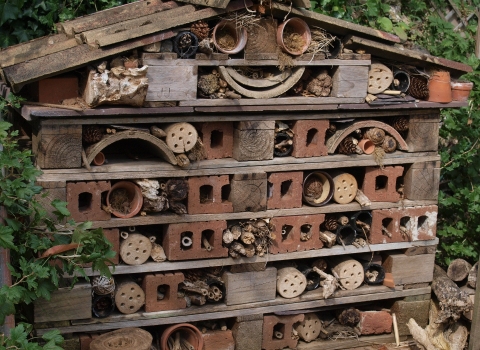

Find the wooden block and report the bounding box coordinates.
[292,0,311,7]
[34,282,91,322]
[403,161,440,200]
[202,330,235,350]
[223,267,277,305]
[32,124,82,169]
[176,0,230,8]
[382,253,435,285]
[391,299,430,335]
[403,245,436,256]
[230,263,267,273]
[230,173,267,212]
[145,65,198,102]
[330,65,368,98]
[245,18,277,55]
[405,113,440,152]
[233,121,274,161]
[33,187,67,223]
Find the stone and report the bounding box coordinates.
[358,311,392,335]
[391,299,430,335]
[232,318,263,350]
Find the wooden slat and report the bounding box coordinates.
[36,286,431,335]
[57,0,171,37]
[343,35,473,77]
[81,238,439,277]
[175,0,230,9]
[180,97,365,107]
[2,31,175,93]
[295,334,407,350]
[0,34,78,68]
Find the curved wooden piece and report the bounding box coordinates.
[85,130,177,166]
[326,120,408,154]
[90,328,152,350]
[225,67,292,88]
[219,65,305,99]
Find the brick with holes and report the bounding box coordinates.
[198,122,233,159]
[361,166,404,202]
[187,175,233,214]
[267,172,303,209]
[291,120,329,157]
[262,314,304,350]
[142,272,186,312]
[66,181,111,221]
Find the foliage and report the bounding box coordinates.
[0,93,115,345]
[0,324,63,350]
[0,0,134,47]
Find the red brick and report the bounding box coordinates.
[202,330,235,350]
[142,272,186,312]
[163,221,228,261]
[359,311,392,335]
[79,333,100,350]
[33,75,79,104]
[267,172,303,210]
[187,175,233,214]
[262,314,304,350]
[370,205,438,244]
[270,214,325,254]
[230,173,267,212]
[198,122,233,159]
[361,166,404,202]
[66,181,111,222]
[291,120,329,158]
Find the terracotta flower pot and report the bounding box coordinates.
[106,181,143,219]
[451,81,474,101]
[41,243,81,258]
[92,151,105,166]
[428,71,452,103]
[277,17,311,56]
[212,20,247,54]
[357,139,375,155]
[160,323,204,350]
[302,171,334,207]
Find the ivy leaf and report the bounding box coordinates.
[0,295,16,326]
[0,225,16,249]
[377,17,393,32]
[42,330,64,345]
[0,2,22,26]
[393,26,408,42]
[51,199,70,217]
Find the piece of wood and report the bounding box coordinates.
[22,101,84,112]
[331,172,358,204]
[331,65,369,98]
[447,258,473,282]
[34,282,91,322]
[146,65,198,102]
[0,34,78,68]
[469,263,480,349]
[120,233,152,265]
[57,0,170,37]
[296,334,406,350]
[90,328,152,350]
[84,130,177,166]
[224,67,291,88]
[295,313,322,342]
[330,256,364,290]
[355,189,371,207]
[114,278,145,315]
[223,267,277,305]
[405,113,440,152]
[32,124,82,169]
[403,245,436,256]
[180,96,365,107]
[233,121,275,161]
[468,262,478,288]
[343,35,472,77]
[383,253,435,286]
[163,123,198,154]
[403,161,440,200]
[229,173,267,212]
[245,18,278,55]
[176,0,230,8]
[277,267,307,298]
[33,186,67,223]
[367,63,393,94]
[3,30,175,93]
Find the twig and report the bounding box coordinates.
[442,138,479,168]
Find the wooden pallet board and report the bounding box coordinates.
[36,286,431,335]
[179,97,365,106]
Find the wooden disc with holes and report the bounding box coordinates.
[163,122,198,154]
[330,256,364,290]
[295,312,322,342]
[90,327,152,350]
[277,267,307,298]
[367,63,393,94]
[114,281,145,314]
[120,233,152,265]
[331,172,358,204]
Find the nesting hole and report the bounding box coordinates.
[200,185,213,203]
[306,128,318,146]
[282,224,294,242]
[78,192,92,212]
[210,130,224,149]
[375,175,388,190]
[281,180,293,197]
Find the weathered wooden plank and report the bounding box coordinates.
[180,97,365,106]
[145,65,198,102]
[383,253,435,285]
[81,238,438,277]
[223,268,277,305]
[57,0,170,37]
[269,2,400,43]
[36,286,431,334]
[405,113,440,152]
[295,334,406,350]
[0,34,77,68]
[403,161,440,200]
[176,0,230,8]
[3,31,175,93]
[330,65,368,98]
[343,35,473,77]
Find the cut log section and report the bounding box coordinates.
[164,123,198,154]
[114,279,146,315]
[277,267,307,298]
[224,67,293,88]
[90,327,152,350]
[330,256,364,290]
[294,312,322,342]
[447,258,472,282]
[367,63,394,94]
[219,65,305,98]
[84,130,177,166]
[331,172,358,204]
[120,232,152,265]
[468,262,478,288]
[326,120,408,154]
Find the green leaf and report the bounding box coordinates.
[393,26,408,41]
[0,295,16,326]
[377,17,393,32]
[0,2,22,26]
[42,330,64,345]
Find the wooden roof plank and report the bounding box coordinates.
[269,3,401,44]
[343,35,473,76]
[176,0,231,9]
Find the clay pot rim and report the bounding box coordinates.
[276,17,312,56]
[451,81,474,90]
[357,139,375,155]
[106,181,143,219]
[92,151,105,166]
[302,171,334,207]
[212,20,248,54]
[160,323,204,350]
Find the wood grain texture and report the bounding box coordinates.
[403,161,440,200]
[33,187,66,223]
[330,65,369,98]
[405,113,440,152]
[34,282,91,322]
[223,267,277,305]
[180,97,365,107]
[296,334,406,350]
[382,253,435,285]
[145,65,198,102]
[233,128,274,161]
[176,0,230,8]
[245,18,278,54]
[230,173,267,212]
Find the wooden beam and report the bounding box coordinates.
[176,0,231,9]
[475,9,480,59]
[2,30,175,93]
[469,259,480,350]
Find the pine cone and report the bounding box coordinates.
[391,116,409,132]
[382,135,397,153]
[191,21,209,41]
[324,215,338,231]
[408,76,429,99]
[83,126,103,144]
[365,128,385,145]
[338,137,357,154]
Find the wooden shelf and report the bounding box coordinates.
[82,238,438,277]
[37,152,440,182]
[35,285,431,335]
[85,199,437,229]
[142,58,371,67]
